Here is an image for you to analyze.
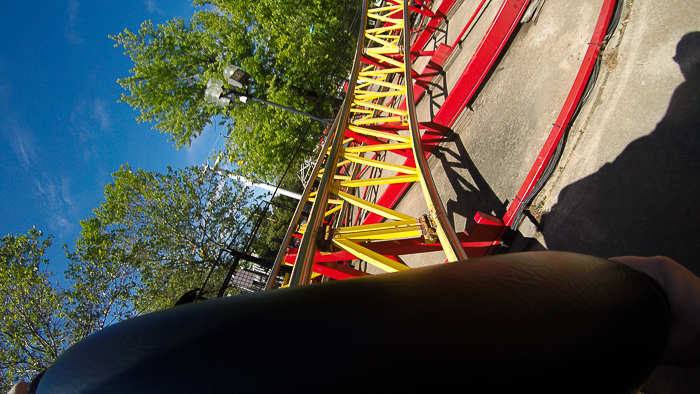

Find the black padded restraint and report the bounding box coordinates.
[37,252,669,393]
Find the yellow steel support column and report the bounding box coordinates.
[278,0,467,287]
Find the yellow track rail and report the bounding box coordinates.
[269,0,467,288]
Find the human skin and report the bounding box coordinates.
[611,256,700,367]
[7,381,29,394]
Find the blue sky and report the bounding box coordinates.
[0,1,226,279]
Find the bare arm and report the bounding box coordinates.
[7,381,29,394]
[611,256,700,367]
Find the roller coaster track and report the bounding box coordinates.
[283,0,467,286]
[264,0,620,288]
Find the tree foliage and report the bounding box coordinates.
[0,229,67,391]
[112,0,361,181]
[249,175,305,261]
[110,13,253,147]
[68,165,261,313]
[1,2,364,385]
[0,167,261,390]
[250,195,299,262]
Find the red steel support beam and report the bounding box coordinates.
[362,0,532,226]
[410,5,436,18]
[411,0,457,54]
[292,0,617,274]
[343,129,412,158]
[433,0,531,128]
[398,43,452,112]
[312,261,371,280]
[286,212,503,268]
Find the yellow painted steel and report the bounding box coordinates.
[352,100,407,117]
[335,174,419,188]
[323,204,343,218]
[308,197,344,205]
[369,4,402,13]
[367,14,403,24]
[356,77,405,92]
[352,116,404,125]
[359,68,403,77]
[336,226,421,241]
[343,142,412,153]
[343,153,418,175]
[333,218,417,233]
[364,53,405,68]
[285,0,466,286]
[400,8,468,262]
[318,159,351,176]
[351,110,375,118]
[333,189,412,221]
[355,90,406,100]
[332,238,409,273]
[348,125,411,142]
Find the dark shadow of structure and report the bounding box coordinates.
[426,71,449,119]
[432,133,506,230]
[427,21,449,49]
[540,31,700,394]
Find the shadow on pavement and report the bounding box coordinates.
[541,31,700,272]
[540,32,700,393]
[433,133,507,231]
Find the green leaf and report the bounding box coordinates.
[113,0,359,181]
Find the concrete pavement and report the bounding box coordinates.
[396,0,614,267]
[525,1,700,391]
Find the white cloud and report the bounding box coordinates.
[1,120,37,169]
[69,98,112,165]
[70,102,93,142]
[66,0,84,45]
[34,175,78,235]
[61,177,76,211]
[54,216,73,234]
[71,97,111,141]
[92,98,112,131]
[144,0,164,14]
[0,87,80,236]
[82,145,97,162]
[17,140,32,167]
[35,178,56,207]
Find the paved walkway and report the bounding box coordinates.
[523,1,700,391]
[398,0,613,266]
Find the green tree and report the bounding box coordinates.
[249,174,305,261]
[112,0,360,181]
[110,12,253,148]
[63,226,141,341]
[0,229,67,391]
[251,195,299,262]
[0,166,260,390]
[67,165,261,313]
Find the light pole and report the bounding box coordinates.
[204,162,303,201]
[204,65,333,125]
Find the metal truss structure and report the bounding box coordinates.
[264,0,621,288]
